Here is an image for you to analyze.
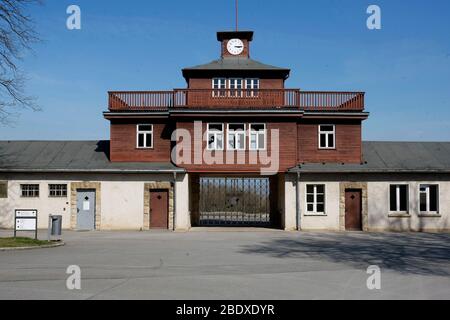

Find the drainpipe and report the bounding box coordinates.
[173,172,177,231]
[296,171,301,231]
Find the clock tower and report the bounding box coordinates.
[217,31,253,58]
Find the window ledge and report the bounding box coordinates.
[304,214,327,217]
[388,213,411,218]
[418,214,442,218]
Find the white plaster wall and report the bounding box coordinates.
[0,180,71,229]
[100,181,144,230]
[368,181,450,232]
[175,173,190,231]
[0,173,176,231]
[299,181,340,231]
[283,174,297,231]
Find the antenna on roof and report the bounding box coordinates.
[235,0,239,31]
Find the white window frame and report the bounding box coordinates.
[49,184,68,198]
[389,184,409,213]
[21,184,40,198]
[227,123,246,151]
[212,78,227,97]
[229,78,244,97]
[245,78,260,97]
[318,125,336,150]
[249,123,267,151]
[305,184,326,215]
[419,184,439,214]
[207,123,224,151]
[136,124,153,149]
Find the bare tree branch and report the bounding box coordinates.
[0,0,42,124]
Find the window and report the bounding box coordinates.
[212,78,227,97]
[0,181,7,198]
[21,184,39,198]
[420,185,439,213]
[207,123,224,150]
[245,78,260,97]
[229,78,243,97]
[137,124,153,149]
[319,125,335,149]
[227,124,246,150]
[249,124,266,151]
[49,184,67,197]
[390,185,409,212]
[306,185,325,214]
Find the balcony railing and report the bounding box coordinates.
[108,90,365,111]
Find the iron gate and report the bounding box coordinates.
[199,177,271,226]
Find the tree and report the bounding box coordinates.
[0,0,41,123]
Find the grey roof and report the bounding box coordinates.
[183,57,290,72]
[289,141,450,173]
[0,141,184,173]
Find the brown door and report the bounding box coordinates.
[150,190,169,229]
[345,189,362,231]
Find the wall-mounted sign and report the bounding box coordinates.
[14,209,38,239]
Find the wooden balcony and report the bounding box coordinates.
[108,90,365,112]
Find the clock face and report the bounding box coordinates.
[227,39,244,55]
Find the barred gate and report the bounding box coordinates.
[199,177,271,226]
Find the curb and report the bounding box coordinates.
[0,241,65,252]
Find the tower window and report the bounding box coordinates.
[137,124,153,149]
[246,79,260,97]
[249,124,266,151]
[228,124,246,150]
[212,78,227,97]
[207,123,224,151]
[319,125,336,149]
[229,78,244,97]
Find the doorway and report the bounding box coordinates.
[150,189,169,229]
[76,189,96,230]
[345,189,362,231]
[198,177,271,227]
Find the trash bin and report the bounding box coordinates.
[49,215,62,237]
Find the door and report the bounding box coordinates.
[76,190,96,230]
[345,189,362,231]
[150,190,169,229]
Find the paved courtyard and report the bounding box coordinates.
[0,229,449,300]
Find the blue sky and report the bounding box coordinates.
[1,0,449,141]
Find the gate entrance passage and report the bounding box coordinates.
[199,177,271,226]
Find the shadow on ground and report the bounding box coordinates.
[239,232,450,276]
